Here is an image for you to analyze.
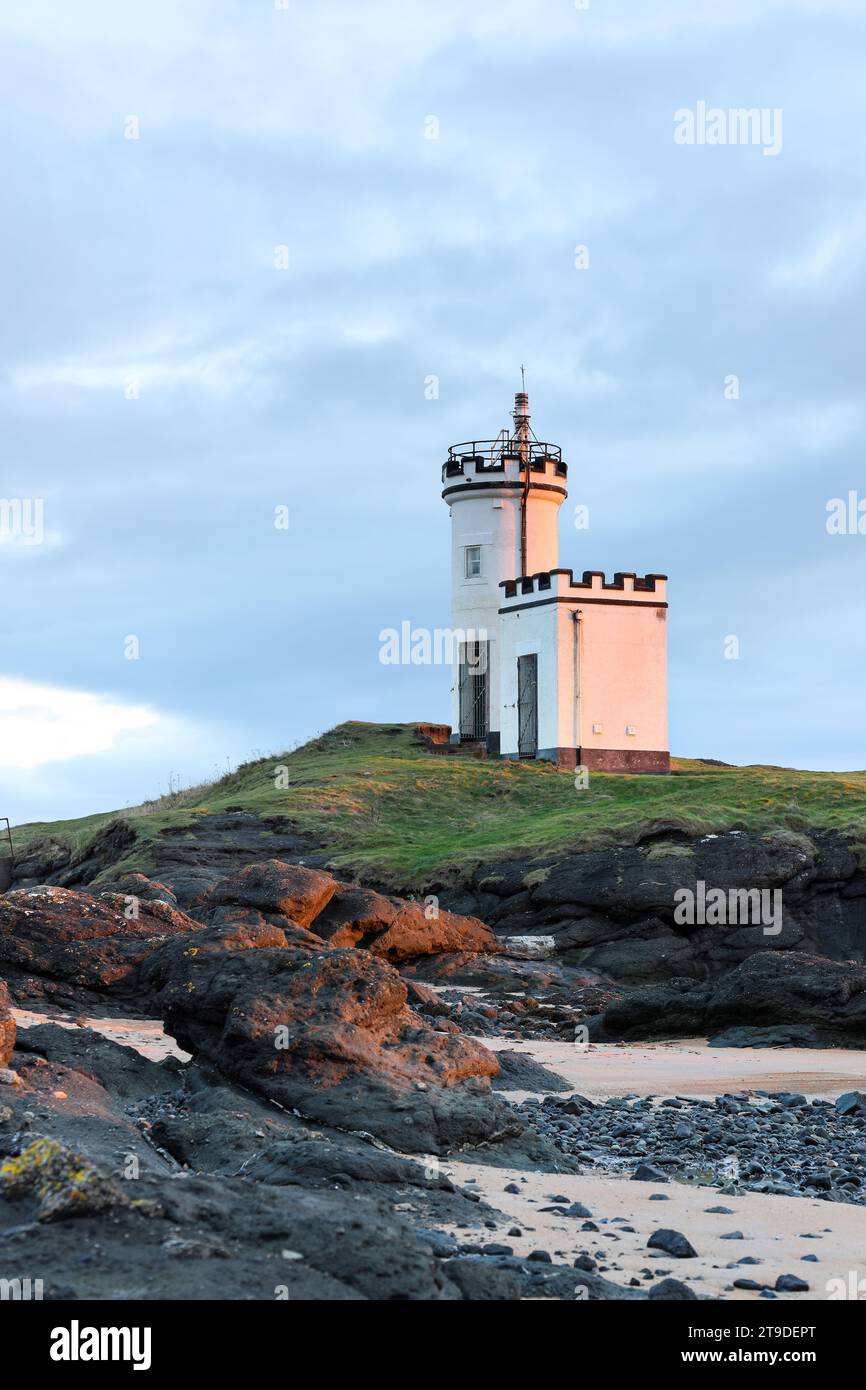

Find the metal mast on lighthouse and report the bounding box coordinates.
[514,366,531,576]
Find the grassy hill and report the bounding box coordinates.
[8,722,866,888]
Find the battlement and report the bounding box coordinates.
[441,443,567,486]
[499,568,668,603]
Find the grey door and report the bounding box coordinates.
[517,654,538,757]
[459,640,489,740]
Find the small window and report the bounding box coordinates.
[464,545,482,579]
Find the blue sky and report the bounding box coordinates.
[1,0,864,825]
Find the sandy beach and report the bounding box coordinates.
[444,1158,865,1301]
[480,1035,866,1102]
[445,1035,866,1300]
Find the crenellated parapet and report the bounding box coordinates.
[499,568,668,604]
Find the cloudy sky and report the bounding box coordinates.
[1,0,864,825]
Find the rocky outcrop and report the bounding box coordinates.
[138,924,516,1153]
[198,860,498,963]
[0,885,200,997]
[0,858,497,1009]
[312,883,497,961]
[202,860,337,926]
[445,830,866,985]
[11,812,323,906]
[0,981,15,1066]
[594,951,866,1046]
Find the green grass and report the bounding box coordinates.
[9,721,866,889]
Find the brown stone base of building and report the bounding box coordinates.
[542,747,671,774]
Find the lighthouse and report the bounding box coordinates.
[441,390,567,753]
[441,389,670,772]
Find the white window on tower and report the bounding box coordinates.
[464,545,482,579]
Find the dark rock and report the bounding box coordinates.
[647,1229,697,1258]
[648,1277,698,1300]
[709,1025,824,1048]
[0,886,199,996]
[12,1023,180,1100]
[140,927,517,1154]
[632,1163,669,1183]
[775,1273,809,1292]
[835,1091,866,1116]
[444,1258,520,1300]
[241,1137,432,1188]
[95,873,178,907]
[202,860,337,926]
[490,1049,571,1093]
[0,981,15,1066]
[598,952,866,1045]
[312,884,498,962]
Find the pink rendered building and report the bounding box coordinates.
[441,391,670,773]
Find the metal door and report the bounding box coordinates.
[459,640,489,740]
[517,654,538,757]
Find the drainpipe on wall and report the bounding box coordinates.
[514,390,530,576]
[571,610,583,760]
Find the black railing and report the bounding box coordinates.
[447,438,561,464]
[443,437,565,482]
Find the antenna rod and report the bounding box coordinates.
[514,379,531,575]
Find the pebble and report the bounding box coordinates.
[515,1092,866,1205]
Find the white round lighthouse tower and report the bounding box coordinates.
[441,390,568,751]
